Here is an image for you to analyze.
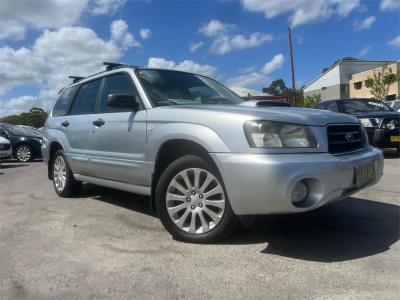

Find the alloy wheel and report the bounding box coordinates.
[17,146,31,162]
[166,168,226,234]
[53,155,67,192]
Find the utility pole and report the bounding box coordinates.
[288,27,296,106]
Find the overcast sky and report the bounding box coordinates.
[0,0,399,116]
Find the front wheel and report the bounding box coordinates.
[156,155,238,243]
[16,145,32,162]
[52,150,81,197]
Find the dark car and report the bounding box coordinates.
[315,98,400,152]
[0,124,43,162]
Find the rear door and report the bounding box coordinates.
[61,79,102,176]
[88,73,148,185]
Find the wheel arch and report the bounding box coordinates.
[47,141,64,180]
[150,139,220,210]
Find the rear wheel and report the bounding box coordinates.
[156,155,238,243]
[52,150,81,197]
[16,145,32,162]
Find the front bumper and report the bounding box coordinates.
[211,147,383,215]
[367,128,400,148]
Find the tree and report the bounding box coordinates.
[262,79,287,95]
[302,94,322,108]
[0,107,48,128]
[365,64,399,100]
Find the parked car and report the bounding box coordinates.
[386,99,400,112]
[43,63,383,243]
[0,124,43,162]
[0,136,12,164]
[315,98,400,153]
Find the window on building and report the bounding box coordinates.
[353,81,362,90]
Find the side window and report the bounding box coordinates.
[52,85,78,117]
[70,79,102,115]
[325,102,339,112]
[99,73,141,113]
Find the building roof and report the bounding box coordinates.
[303,59,396,90]
[229,86,272,97]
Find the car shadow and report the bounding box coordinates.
[79,183,157,218]
[224,197,399,262]
[0,163,29,169]
[76,184,399,262]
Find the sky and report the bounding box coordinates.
[0,0,399,116]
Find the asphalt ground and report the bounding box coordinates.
[0,150,399,299]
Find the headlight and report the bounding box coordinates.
[359,118,373,128]
[244,120,318,148]
[33,138,43,144]
[359,118,382,128]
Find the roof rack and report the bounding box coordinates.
[103,62,125,71]
[68,76,84,83]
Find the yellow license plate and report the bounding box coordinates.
[390,136,400,142]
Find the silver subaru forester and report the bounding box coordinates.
[42,63,384,243]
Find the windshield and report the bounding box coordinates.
[341,100,392,113]
[136,69,244,107]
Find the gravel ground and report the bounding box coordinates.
[0,150,399,299]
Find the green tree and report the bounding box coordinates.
[262,79,287,95]
[0,107,48,128]
[365,64,399,100]
[302,94,322,108]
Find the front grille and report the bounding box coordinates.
[327,124,365,154]
[0,144,11,150]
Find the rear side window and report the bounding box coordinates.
[70,79,102,115]
[52,86,78,117]
[99,73,141,113]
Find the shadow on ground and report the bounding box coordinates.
[77,184,399,263]
[227,197,399,262]
[0,163,29,169]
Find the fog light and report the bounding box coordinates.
[292,181,308,204]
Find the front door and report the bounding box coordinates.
[88,73,149,186]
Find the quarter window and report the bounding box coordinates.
[99,73,141,113]
[52,85,78,117]
[70,79,101,115]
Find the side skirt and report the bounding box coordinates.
[74,174,151,196]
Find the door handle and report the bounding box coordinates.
[93,119,105,127]
[61,120,69,127]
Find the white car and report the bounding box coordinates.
[0,136,12,163]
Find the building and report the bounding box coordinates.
[303,59,396,101]
[349,62,399,100]
[229,86,288,102]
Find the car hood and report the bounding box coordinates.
[150,105,359,126]
[348,111,400,119]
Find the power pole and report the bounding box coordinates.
[288,27,296,106]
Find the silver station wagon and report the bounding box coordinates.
[42,62,384,243]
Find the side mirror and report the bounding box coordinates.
[107,94,140,110]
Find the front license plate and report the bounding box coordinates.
[355,162,375,187]
[390,135,400,142]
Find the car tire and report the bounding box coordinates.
[15,145,33,162]
[52,150,81,197]
[156,154,238,243]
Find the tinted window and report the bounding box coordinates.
[70,79,101,115]
[52,86,78,116]
[325,102,338,112]
[315,102,326,109]
[99,73,141,113]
